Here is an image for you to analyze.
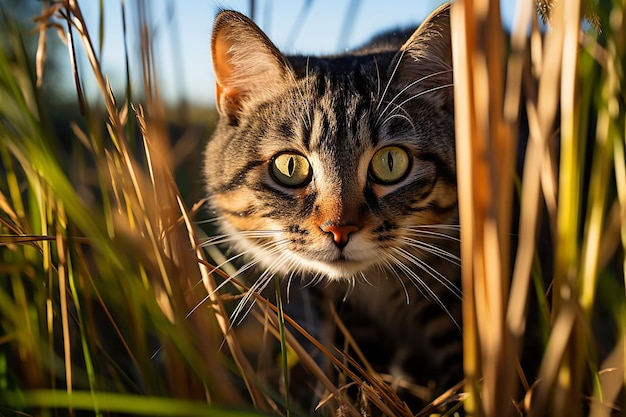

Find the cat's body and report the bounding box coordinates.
[204,3,464,408]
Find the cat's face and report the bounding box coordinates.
[205,5,457,281]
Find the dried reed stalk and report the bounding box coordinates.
[451,0,516,415]
[454,0,625,416]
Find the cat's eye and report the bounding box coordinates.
[270,152,312,187]
[369,146,411,184]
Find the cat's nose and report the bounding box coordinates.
[320,223,361,249]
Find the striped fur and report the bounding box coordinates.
[204,3,463,405]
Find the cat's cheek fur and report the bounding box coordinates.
[211,191,259,219]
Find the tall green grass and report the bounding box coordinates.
[0,1,270,415]
[0,1,624,417]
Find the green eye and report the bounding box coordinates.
[271,152,312,187]
[369,146,411,184]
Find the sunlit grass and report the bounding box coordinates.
[1,1,266,415]
[1,1,625,416]
[453,0,625,416]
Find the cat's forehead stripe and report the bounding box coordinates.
[304,72,373,154]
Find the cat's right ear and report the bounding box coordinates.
[211,11,292,118]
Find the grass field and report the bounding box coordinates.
[1,1,625,416]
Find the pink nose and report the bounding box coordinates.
[320,223,361,248]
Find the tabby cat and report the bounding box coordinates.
[204,3,463,409]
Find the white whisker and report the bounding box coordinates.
[376,69,453,125]
[358,269,376,289]
[231,248,295,324]
[408,224,461,231]
[400,237,461,266]
[286,273,295,303]
[401,227,460,242]
[374,56,381,100]
[195,217,224,225]
[389,248,461,331]
[381,112,416,132]
[195,234,283,289]
[374,49,407,114]
[186,234,289,321]
[379,256,411,304]
[395,246,461,299]
[200,230,280,247]
[395,82,454,111]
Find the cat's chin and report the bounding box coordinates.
[290,257,374,281]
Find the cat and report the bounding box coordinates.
[203,3,464,411]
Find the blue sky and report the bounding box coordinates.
[75,1,520,106]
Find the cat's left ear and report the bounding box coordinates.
[396,3,453,111]
[211,10,293,118]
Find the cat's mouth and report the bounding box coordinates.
[283,235,382,279]
[295,252,376,280]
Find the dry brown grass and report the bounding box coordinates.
[453,0,625,416]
